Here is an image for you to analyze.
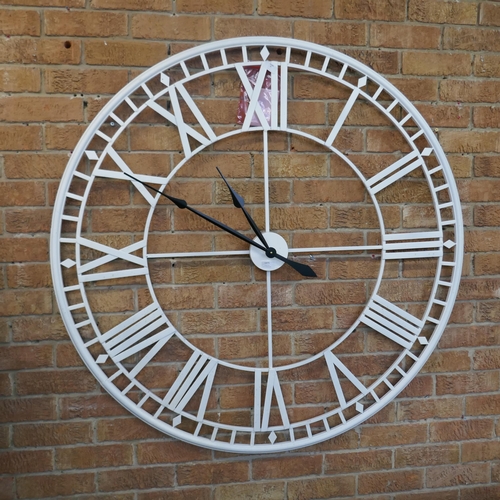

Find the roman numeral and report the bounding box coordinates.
[95,148,159,206]
[384,231,443,260]
[94,303,174,377]
[161,351,217,419]
[237,62,285,131]
[361,295,424,349]
[366,148,432,195]
[324,351,368,409]
[148,83,216,159]
[77,237,147,282]
[325,76,366,147]
[254,370,290,431]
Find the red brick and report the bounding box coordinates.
[416,103,470,128]
[465,229,500,251]
[91,0,171,9]
[427,463,489,488]
[474,106,500,128]
[57,444,133,470]
[99,466,175,491]
[3,153,67,179]
[138,489,210,500]
[288,477,357,498]
[409,0,478,24]
[0,67,40,92]
[444,26,500,51]
[462,439,500,462]
[13,422,92,447]
[474,252,500,274]
[441,80,500,103]
[0,9,40,36]
[397,397,463,421]
[0,125,42,151]
[137,441,211,464]
[361,423,427,447]
[0,374,12,397]
[461,486,500,500]
[0,290,52,316]
[395,444,459,467]
[253,455,322,480]
[16,369,97,395]
[6,208,52,233]
[371,24,441,49]
[298,21,368,48]
[0,449,53,474]
[98,417,164,441]
[0,96,83,123]
[6,263,51,289]
[178,460,249,485]
[436,371,499,395]
[214,482,286,500]
[0,397,56,423]
[0,345,52,370]
[440,131,500,153]
[259,0,332,17]
[16,473,95,499]
[466,394,500,416]
[403,52,471,76]
[475,155,500,176]
[335,0,405,21]
[60,394,129,419]
[11,316,67,342]
[0,38,81,65]
[131,14,210,40]
[0,181,45,206]
[85,40,168,66]
[45,68,129,94]
[214,17,292,39]
[0,477,14,500]
[359,470,423,495]
[430,418,494,442]
[325,449,392,474]
[474,54,500,78]
[2,0,84,5]
[45,10,127,36]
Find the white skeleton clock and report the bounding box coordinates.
[51,37,463,453]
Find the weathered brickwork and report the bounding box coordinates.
[1,1,499,498]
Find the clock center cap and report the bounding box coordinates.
[249,232,288,272]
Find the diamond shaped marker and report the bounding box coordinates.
[357,76,367,88]
[418,337,429,345]
[173,415,182,427]
[356,402,364,413]
[85,150,99,161]
[260,46,270,61]
[61,259,76,268]
[268,431,277,444]
[96,354,108,364]
[444,240,456,249]
[160,73,170,86]
[422,147,433,156]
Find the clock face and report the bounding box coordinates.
[51,37,463,453]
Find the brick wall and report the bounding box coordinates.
[1,0,500,498]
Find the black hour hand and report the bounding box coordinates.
[216,167,269,249]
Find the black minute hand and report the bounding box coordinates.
[216,167,270,249]
[124,173,316,277]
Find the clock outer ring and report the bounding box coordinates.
[50,36,464,453]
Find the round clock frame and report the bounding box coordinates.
[51,36,463,453]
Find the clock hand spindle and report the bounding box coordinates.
[216,167,270,249]
[124,173,316,277]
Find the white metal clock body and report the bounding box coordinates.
[51,37,463,453]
